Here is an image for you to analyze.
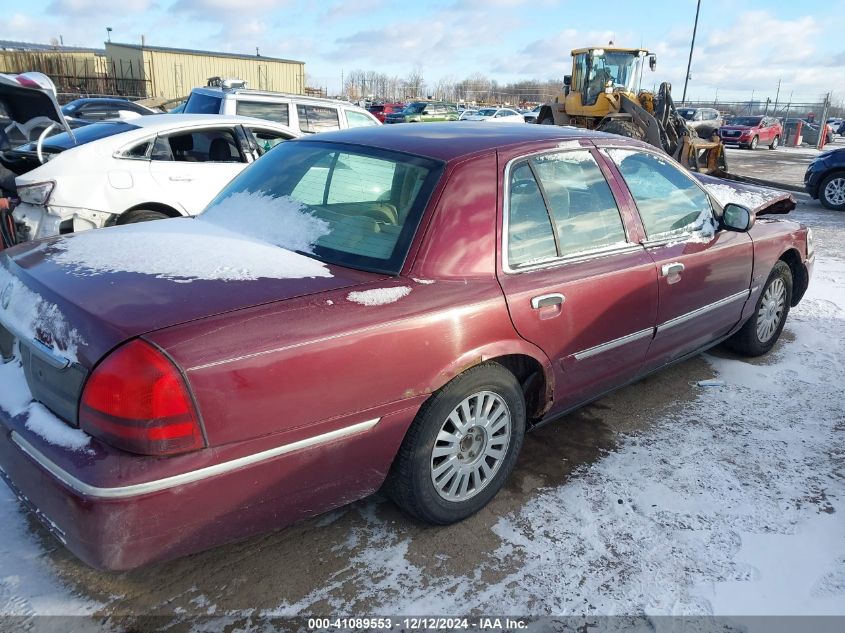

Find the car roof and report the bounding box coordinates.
[66,97,131,105]
[190,86,362,109]
[128,113,295,132]
[296,122,618,162]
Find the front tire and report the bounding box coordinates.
[749,135,759,150]
[386,363,526,524]
[769,135,780,150]
[597,118,647,141]
[726,261,792,357]
[820,172,845,211]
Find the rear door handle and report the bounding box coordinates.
[531,293,565,309]
[169,176,194,182]
[661,262,685,277]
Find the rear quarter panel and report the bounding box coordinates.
[744,218,809,319]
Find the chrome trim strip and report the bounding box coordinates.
[657,290,750,333]
[10,417,380,499]
[573,327,654,361]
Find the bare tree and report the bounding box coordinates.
[405,64,425,99]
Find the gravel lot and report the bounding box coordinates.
[1,193,843,632]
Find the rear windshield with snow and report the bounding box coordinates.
[201,140,444,274]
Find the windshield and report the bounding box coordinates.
[201,140,445,274]
[730,117,763,127]
[403,104,426,114]
[61,102,81,114]
[478,109,497,116]
[583,50,645,106]
[678,108,695,120]
[14,121,140,152]
[184,92,223,114]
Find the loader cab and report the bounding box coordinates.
[565,47,654,115]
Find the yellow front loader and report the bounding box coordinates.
[536,46,727,175]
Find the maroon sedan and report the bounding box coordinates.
[719,115,783,150]
[0,124,813,570]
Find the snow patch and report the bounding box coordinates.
[200,191,330,254]
[46,218,332,283]
[0,265,85,363]
[347,286,411,306]
[411,278,436,285]
[705,183,780,211]
[24,403,91,453]
[0,358,91,453]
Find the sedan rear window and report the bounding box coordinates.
[202,140,444,274]
[14,121,140,152]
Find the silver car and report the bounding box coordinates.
[677,107,723,138]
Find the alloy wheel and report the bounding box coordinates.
[430,391,512,502]
[823,177,845,207]
[757,278,786,343]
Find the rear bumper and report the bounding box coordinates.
[13,203,112,241]
[0,397,416,570]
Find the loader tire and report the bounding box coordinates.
[597,119,646,141]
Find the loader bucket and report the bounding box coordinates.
[675,135,729,176]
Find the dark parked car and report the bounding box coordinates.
[60,98,157,124]
[0,124,812,570]
[719,115,782,149]
[805,147,845,210]
[783,118,834,146]
[367,103,404,123]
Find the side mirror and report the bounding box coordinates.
[563,75,572,87]
[649,55,657,71]
[722,203,754,232]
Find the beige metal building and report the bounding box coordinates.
[105,43,305,100]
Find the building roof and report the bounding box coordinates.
[298,122,622,162]
[107,42,303,65]
[0,40,105,54]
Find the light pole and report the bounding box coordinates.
[106,27,112,43]
[681,0,701,104]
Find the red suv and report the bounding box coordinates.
[719,115,783,150]
[367,103,404,123]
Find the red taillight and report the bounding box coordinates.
[79,340,205,456]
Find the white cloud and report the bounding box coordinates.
[47,0,156,15]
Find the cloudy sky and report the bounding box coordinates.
[7,0,842,103]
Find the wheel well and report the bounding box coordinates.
[779,249,808,306]
[117,203,183,224]
[489,354,548,423]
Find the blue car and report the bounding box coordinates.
[805,147,845,210]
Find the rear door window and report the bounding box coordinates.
[346,110,378,128]
[296,104,340,133]
[235,100,290,126]
[153,128,246,163]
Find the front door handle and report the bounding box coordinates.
[531,293,565,309]
[169,176,194,182]
[661,262,685,277]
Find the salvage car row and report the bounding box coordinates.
[0,71,815,572]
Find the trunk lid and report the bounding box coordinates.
[1,217,384,370]
[0,72,74,147]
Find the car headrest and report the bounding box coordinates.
[209,137,233,161]
[169,134,193,153]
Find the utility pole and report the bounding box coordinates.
[681,0,701,103]
[773,78,781,115]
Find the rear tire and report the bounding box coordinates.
[385,363,526,525]
[819,172,845,210]
[769,135,780,150]
[597,118,647,141]
[117,209,170,224]
[726,261,792,357]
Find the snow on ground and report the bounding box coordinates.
[271,258,845,625]
[347,286,411,306]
